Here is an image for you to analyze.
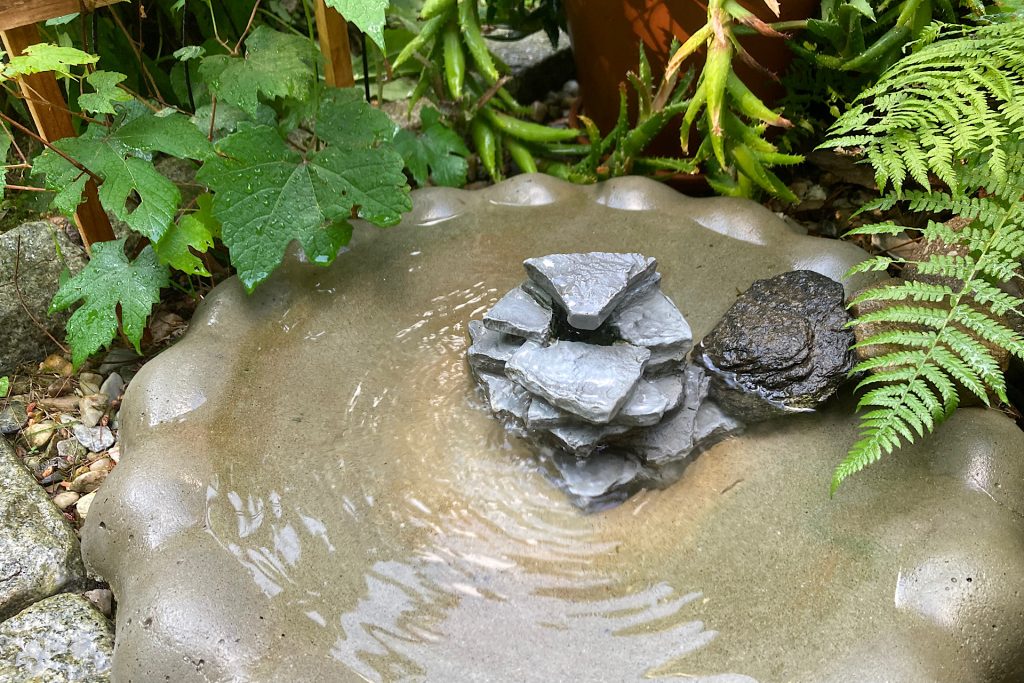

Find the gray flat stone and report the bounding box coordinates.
[476,372,530,423]
[609,288,692,355]
[0,437,84,620]
[506,341,650,423]
[0,400,27,435]
[0,592,113,682]
[549,449,643,501]
[616,375,685,427]
[73,425,115,453]
[467,320,523,374]
[525,397,565,429]
[692,401,743,448]
[99,372,125,402]
[523,252,656,330]
[546,422,631,457]
[482,287,552,341]
[624,365,709,465]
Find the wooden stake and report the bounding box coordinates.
[315,1,356,88]
[0,22,114,251]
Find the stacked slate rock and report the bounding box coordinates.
[467,253,741,509]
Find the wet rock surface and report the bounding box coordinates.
[0,592,113,682]
[0,437,84,620]
[696,270,856,421]
[80,176,1024,682]
[472,253,738,505]
[523,252,657,330]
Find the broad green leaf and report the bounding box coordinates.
[49,239,169,368]
[78,70,133,115]
[32,112,214,243]
[196,91,410,291]
[394,107,469,187]
[198,26,319,117]
[0,376,8,397]
[325,0,389,51]
[191,101,276,140]
[315,88,398,148]
[2,44,96,80]
[155,194,219,276]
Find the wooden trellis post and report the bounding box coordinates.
[314,1,356,88]
[0,0,120,252]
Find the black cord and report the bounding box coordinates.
[182,0,196,112]
[361,33,371,102]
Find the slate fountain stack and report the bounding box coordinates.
[467,253,741,509]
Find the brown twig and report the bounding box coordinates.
[5,184,49,192]
[233,1,263,55]
[0,110,103,186]
[13,235,71,355]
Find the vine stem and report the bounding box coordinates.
[233,0,263,55]
[0,110,102,186]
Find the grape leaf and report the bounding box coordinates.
[1,44,96,80]
[325,0,389,51]
[49,239,169,369]
[78,70,133,115]
[32,111,214,243]
[196,89,411,292]
[155,193,219,276]
[394,107,469,187]
[198,26,319,118]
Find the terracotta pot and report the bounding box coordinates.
[562,0,816,164]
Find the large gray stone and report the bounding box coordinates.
[616,374,684,427]
[0,592,113,682]
[467,320,523,373]
[0,437,85,620]
[476,371,530,423]
[0,221,87,375]
[482,286,552,341]
[80,176,1024,682]
[505,340,650,423]
[608,287,692,355]
[696,270,856,421]
[523,252,657,330]
[621,364,710,465]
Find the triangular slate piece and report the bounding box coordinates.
[523,253,657,330]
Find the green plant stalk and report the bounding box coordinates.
[421,0,456,20]
[505,137,538,173]
[443,21,465,100]
[482,107,579,143]
[471,116,501,180]
[459,0,501,84]
[393,10,453,71]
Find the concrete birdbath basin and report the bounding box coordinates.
[81,175,1024,681]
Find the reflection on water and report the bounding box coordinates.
[205,284,756,682]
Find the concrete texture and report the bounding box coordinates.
[81,175,1024,682]
[0,437,85,621]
